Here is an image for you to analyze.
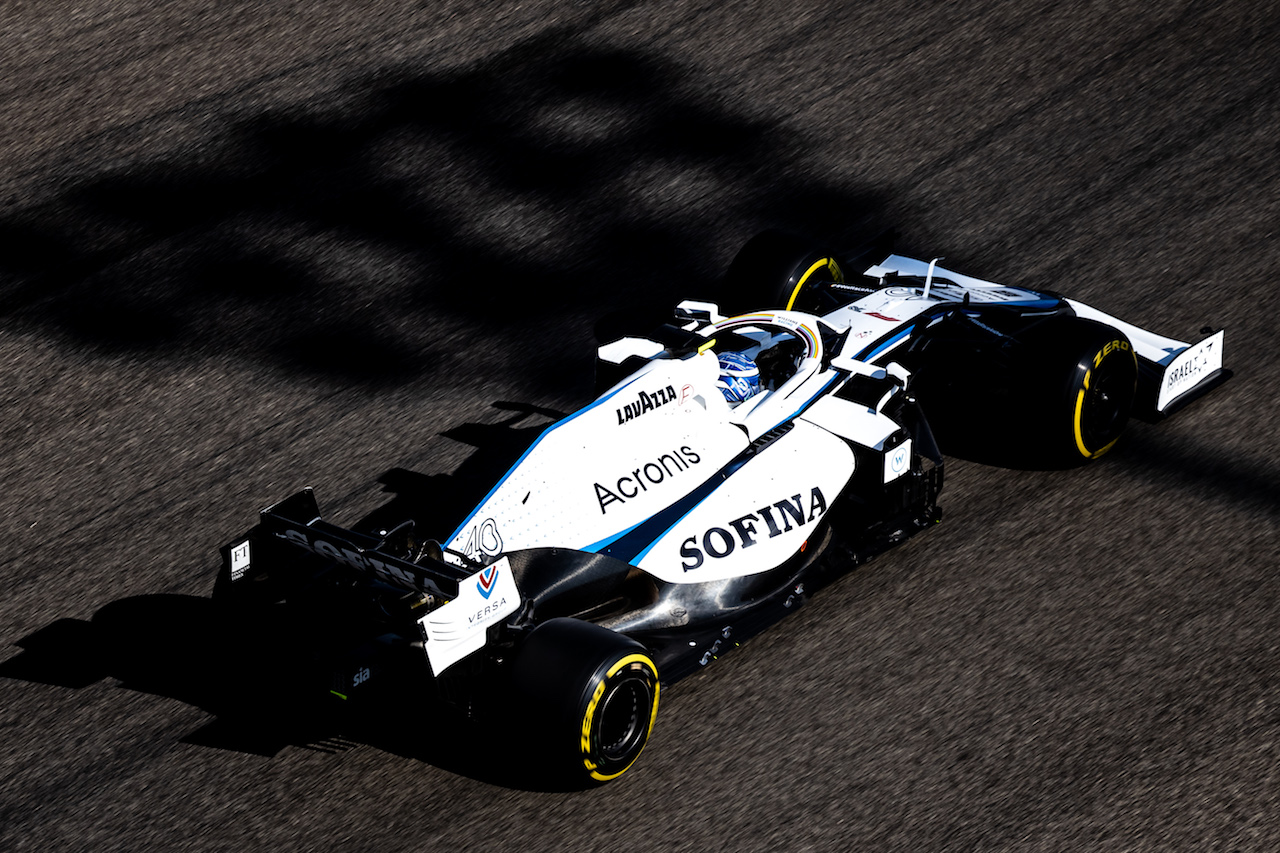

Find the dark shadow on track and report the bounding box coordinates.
[0,595,578,789]
[0,405,616,792]
[0,598,329,759]
[1109,419,1280,520]
[358,400,564,540]
[0,31,887,393]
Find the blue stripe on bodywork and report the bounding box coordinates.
[584,519,646,553]
[446,372,649,544]
[590,372,839,564]
[592,451,756,564]
[993,298,1060,309]
[453,355,840,564]
[759,373,840,436]
[857,326,914,362]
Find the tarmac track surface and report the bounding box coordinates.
[1,2,1277,850]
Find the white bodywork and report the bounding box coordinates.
[443,310,904,586]
[419,557,521,674]
[446,352,751,565]
[633,419,854,583]
[423,253,1225,671]
[846,255,1224,412]
[446,252,1225,589]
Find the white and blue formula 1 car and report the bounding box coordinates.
[216,230,1230,783]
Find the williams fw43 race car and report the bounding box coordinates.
[216,230,1230,783]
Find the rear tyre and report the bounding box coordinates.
[511,618,660,783]
[719,230,844,316]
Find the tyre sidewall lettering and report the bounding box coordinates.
[1073,338,1135,459]
[579,654,659,781]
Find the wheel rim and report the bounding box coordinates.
[596,676,653,763]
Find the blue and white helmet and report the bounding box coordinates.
[716,351,761,403]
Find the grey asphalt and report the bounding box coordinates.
[2,2,1277,850]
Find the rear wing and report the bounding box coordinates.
[223,488,471,600]
[221,488,522,675]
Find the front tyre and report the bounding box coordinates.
[511,618,660,783]
[719,230,844,316]
[913,315,1137,468]
[1071,336,1134,459]
[1020,317,1138,466]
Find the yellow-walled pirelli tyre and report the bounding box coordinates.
[1019,316,1139,466]
[914,316,1138,468]
[720,230,844,316]
[511,617,660,784]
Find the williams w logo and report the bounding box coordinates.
[476,565,499,599]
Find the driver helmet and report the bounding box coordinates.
[716,351,762,403]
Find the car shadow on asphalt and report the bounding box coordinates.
[358,400,565,540]
[0,406,607,792]
[0,595,580,790]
